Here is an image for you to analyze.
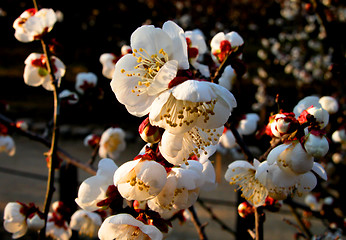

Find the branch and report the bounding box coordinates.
[255,207,264,240]
[0,113,96,176]
[188,205,209,240]
[197,198,236,236]
[285,200,313,239]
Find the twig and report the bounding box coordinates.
[87,144,100,166]
[282,218,307,239]
[188,205,209,240]
[0,113,96,176]
[197,198,236,236]
[226,121,254,163]
[286,202,313,239]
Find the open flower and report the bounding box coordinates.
[149,80,237,135]
[267,142,314,175]
[13,8,57,42]
[70,209,102,238]
[99,127,126,160]
[111,20,189,117]
[46,212,72,240]
[100,45,132,79]
[159,126,224,165]
[0,135,15,156]
[210,31,244,64]
[75,72,98,94]
[113,157,167,201]
[225,159,268,207]
[256,160,327,200]
[24,53,65,91]
[76,158,118,211]
[147,160,204,217]
[3,202,44,239]
[98,214,163,240]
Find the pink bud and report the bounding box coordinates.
[138,117,162,144]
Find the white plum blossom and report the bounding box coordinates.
[99,127,126,160]
[269,113,298,138]
[113,158,167,201]
[293,95,321,117]
[219,127,237,150]
[0,135,15,156]
[225,159,268,207]
[24,53,65,91]
[255,160,327,200]
[267,142,314,175]
[332,128,346,144]
[76,158,118,211]
[111,20,189,117]
[100,45,132,79]
[210,31,244,64]
[98,214,163,240]
[147,160,204,217]
[46,212,72,240]
[237,113,260,136]
[185,29,210,77]
[70,209,102,238]
[158,126,224,165]
[58,89,79,104]
[303,107,329,129]
[149,80,236,135]
[13,8,57,42]
[3,202,44,239]
[75,72,98,94]
[319,96,339,114]
[304,132,329,158]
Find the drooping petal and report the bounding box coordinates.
[311,162,327,181]
[98,214,163,240]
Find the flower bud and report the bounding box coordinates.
[237,201,254,218]
[304,133,329,158]
[138,117,162,144]
[27,212,45,231]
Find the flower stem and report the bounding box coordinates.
[255,207,264,240]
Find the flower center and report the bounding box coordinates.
[188,128,221,158]
[121,48,169,96]
[160,95,217,129]
[105,134,121,152]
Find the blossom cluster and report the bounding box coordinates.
[224,95,337,207]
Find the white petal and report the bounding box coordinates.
[131,25,172,58]
[266,144,289,165]
[312,162,327,181]
[162,20,189,69]
[297,171,317,193]
[172,80,216,102]
[147,60,178,96]
[112,54,156,117]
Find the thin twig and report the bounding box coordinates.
[0,113,96,176]
[282,218,307,239]
[188,205,209,240]
[286,203,313,239]
[197,198,236,236]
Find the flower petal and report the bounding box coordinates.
[311,162,327,181]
